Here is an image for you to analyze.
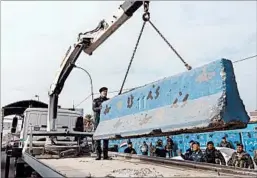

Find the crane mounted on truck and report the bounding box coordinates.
[47,1,149,133]
[46,1,192,137]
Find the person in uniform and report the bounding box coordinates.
[219,136,233,148]
[204,141,226,165]
[165,136,174,158]
[188,142,205,162]
[124,141,137,154]
[179,140,195,160]
[227,143,255,169]
[93,87,110,160]
[140,141,149,156]
[155,139,166,158]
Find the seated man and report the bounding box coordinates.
[179,140,194,160]
[188,142,205,162]
[140,141,149,156]
[227,143,254,169]
[204,141,226,165]
[124,141,137,154]
[219,136,233,148]
[155,139,166,158]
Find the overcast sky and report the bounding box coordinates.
[1,1,256,115]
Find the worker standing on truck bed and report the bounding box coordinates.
[227,143,255,169]
[204,141,226,165]
[93,87,110,160]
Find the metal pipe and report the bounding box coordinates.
[72,64,94,106]
[29,124,33,154]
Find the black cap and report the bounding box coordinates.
[237,143,243,147]
[99,87,108,93]
[193,141,200,146]
[128,141,132,144]
[207,141,214,145]
[222,136,226,139]
[189,140,195,144]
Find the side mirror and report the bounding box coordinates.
[11,116,18,133]
[12,116,18,128]
[11,128,16,133]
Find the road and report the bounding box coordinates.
[1,152,15,178]
[40,156,237,177]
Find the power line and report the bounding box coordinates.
[74,88,132,108]
[233,54,257,64]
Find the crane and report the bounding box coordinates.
[47,1,149,132]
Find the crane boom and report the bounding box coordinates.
[47,1,148,132]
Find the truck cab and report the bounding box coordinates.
[19,108,83,148]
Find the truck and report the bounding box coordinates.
[4,1,257,178]
[2,117,22,151]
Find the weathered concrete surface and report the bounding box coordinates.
[39,157,237,177]
[94,59,250,140]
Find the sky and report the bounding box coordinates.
[1,1,257,115]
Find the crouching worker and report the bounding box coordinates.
[93,87,111,160]
[204,141,226,165]
[228,143,254,169]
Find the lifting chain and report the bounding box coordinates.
[119,1,192,95]
[147,20,192,71]
[118,2,149,95]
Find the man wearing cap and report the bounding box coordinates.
[179,140,195,160]
[219,136,232,148]
[188,142,205,162]
[204,141,226,165]
[227,143,254,169]
[155,139,166,158]
[93,87,110,160]
[124,141,137,154]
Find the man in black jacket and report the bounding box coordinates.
[188,142,205,162]
[93,87,110,160]
[219,136,233,148]
[124,141,137,154]
[204,141,226,165]
[179,140,195,160]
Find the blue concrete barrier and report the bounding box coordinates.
[94,59,250,140]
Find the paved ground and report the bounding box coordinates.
[1,152,15,178]
[40,156,237,177]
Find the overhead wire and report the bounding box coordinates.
[74,88,132,107]
[232,54,257,64]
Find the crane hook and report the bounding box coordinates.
[142,1,150,21]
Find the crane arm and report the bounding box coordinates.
[47,1,148,131]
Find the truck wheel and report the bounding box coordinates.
[14,162,24,178]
